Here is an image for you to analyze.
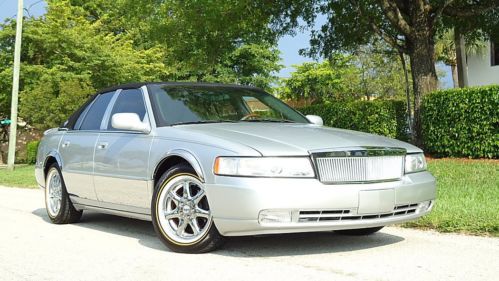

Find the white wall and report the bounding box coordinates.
[466,41,499,86]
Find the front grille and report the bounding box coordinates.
[312,148,405,183]
[298,204,418,223]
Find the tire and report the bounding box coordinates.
[151,164,224,253]
[335,226,384,236]
[44,163,82,224]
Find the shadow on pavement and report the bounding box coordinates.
[32,208,404,256]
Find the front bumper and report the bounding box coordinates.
[206,171,436,236]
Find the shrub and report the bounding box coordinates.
[421,85,499,158]
[26,140,40,165]
[299,100,408,140]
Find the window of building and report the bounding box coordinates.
[492,40,499,66]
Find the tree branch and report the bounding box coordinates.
[351,0,408,53]
[429,0,455,28]
[369,21,408,53]
[377,0,413,38]
[444,0,499,17]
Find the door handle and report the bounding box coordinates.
[97,142,108,150]
[61,141,70,148]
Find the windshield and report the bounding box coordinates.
[148,84,310,126]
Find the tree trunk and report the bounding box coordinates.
[451,64,458,88]
[398,51,413,139]
[408,36,439,148]
[454,29,468,87]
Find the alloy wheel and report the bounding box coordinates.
[157,175,212,244]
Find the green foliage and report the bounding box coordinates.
[0,1,283,129]
[77,0,282,85]
[354,44,408,100]
[299,100,408,140]
[0,0,171,129]
[279,55,360,102]
[26,141,40,165]
[421,86,499,159]
[188,43,282,91]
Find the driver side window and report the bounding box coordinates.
[107,89,147,131]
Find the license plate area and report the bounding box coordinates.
[358,189,395,214]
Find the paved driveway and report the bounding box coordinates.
[0,187,498,281]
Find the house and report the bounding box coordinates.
[465,39,499,86]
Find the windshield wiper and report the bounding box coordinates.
[239,119,296,123]
[170,120,236,126]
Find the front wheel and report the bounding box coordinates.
[151,164,224,253]
[335,226,384,236]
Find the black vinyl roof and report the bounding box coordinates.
[96,82,259,95]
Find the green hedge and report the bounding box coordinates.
[422,85,499,158]
[26,141,40,165]
[299,100,408,140]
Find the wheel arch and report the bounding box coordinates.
[43,151,63,178]
[152,150,206,188]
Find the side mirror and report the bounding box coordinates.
[306,115,323,126]
[111,113,150,133]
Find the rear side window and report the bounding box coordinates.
[107,89,146,130]
[79,91,115,130]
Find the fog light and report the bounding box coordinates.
[258,210,292,224]
[417,200,432,213]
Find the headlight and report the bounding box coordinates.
[214,157,315,178]
[405,153,427,174]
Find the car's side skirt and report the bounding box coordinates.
[71,196,152,221]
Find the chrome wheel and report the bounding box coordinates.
[45,168,62,217]
[157,175,212,244]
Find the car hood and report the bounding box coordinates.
[176,123,421,156]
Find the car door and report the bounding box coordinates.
[93,88,153,210]
[60,91,116,201]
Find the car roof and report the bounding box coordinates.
[96,82,260,95]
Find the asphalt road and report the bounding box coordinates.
[1,186,498,281]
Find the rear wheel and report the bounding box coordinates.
[44,163,82,224]
[152,164,224,253]
[335,226,384,236]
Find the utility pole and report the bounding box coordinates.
[7,0,24,171]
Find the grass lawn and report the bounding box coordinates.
[1,159,498,236]
[0,165,38,188]
[403,158,499,237]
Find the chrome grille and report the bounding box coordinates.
[315,156,404,183]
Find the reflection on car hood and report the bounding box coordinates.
[177,123,421,156]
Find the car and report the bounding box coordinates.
[35,82,436,253]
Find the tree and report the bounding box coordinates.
[67,0,283,88]
[279,54,361,104]
[0,0,284,130]
[353,43,407,101]
[0,0,171,129]
[266,0,499,145]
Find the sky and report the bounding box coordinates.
[0,0,452,87]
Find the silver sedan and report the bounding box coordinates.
[35,82,436,253]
